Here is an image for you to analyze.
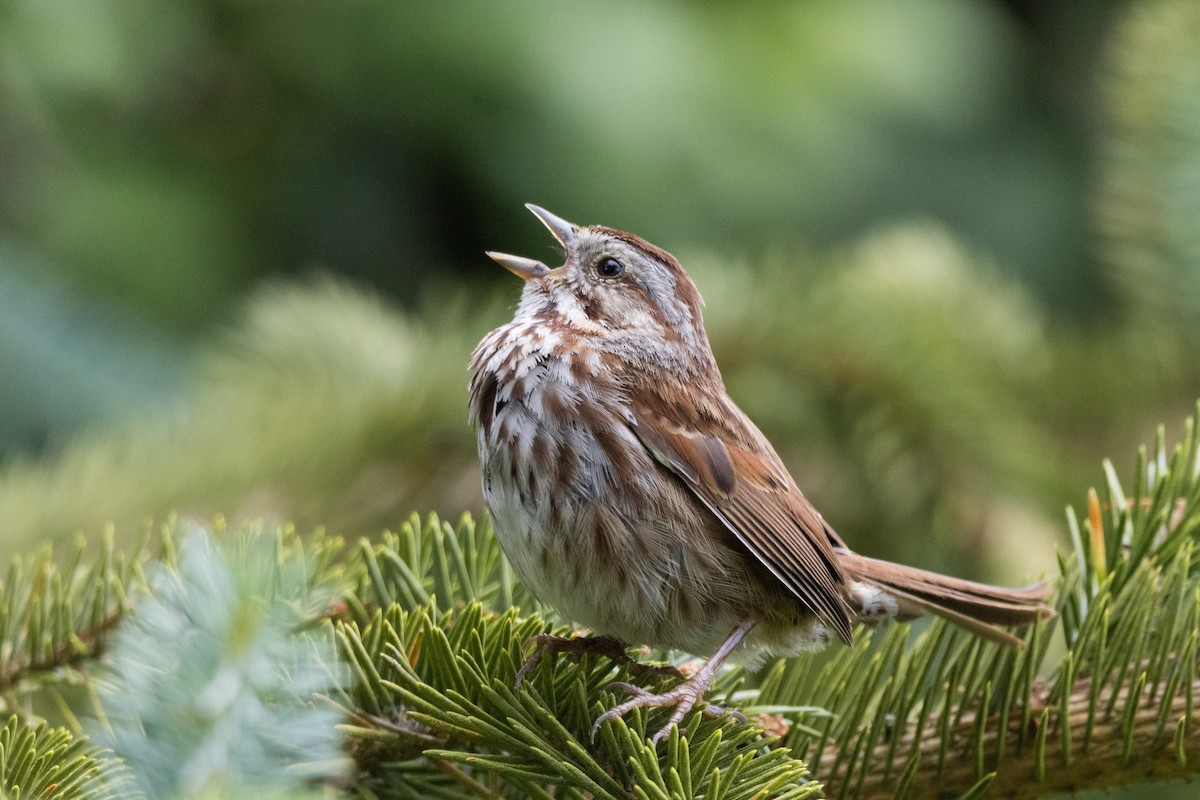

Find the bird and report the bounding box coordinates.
[468,204,1053,744]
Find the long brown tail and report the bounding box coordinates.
[837,550,1055,647]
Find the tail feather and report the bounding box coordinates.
[838,551,1054,647]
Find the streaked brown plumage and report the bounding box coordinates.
[469,205,1052,743]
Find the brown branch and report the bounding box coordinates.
[820,670,1200,800]
[0,610,124,691]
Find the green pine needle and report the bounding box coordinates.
[0,716,133,800]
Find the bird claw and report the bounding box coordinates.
[513,633,559,688]
[518,623,754,746]
[591,676,738,744]
[604,680,650,697]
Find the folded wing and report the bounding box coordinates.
[631,400,855,644]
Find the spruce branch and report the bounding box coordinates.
[332,599,819,800]
[89,523,351,799]
[0,716,134,800]
[752,403,1200,799]
[0,526,161,707]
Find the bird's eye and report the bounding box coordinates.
[597,257,625,278]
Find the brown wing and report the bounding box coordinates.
[630,398,854,644]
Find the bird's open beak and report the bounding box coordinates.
[486,251,549,282]
[486,204,579,281]
[525,204,577,248]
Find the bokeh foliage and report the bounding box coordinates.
[1,0,1196,585]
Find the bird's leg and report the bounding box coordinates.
[515,633,683,688]
[591,617,756,744]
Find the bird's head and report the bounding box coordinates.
[488,205,711,367]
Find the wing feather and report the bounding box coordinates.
[632,401,853,644]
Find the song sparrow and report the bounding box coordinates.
[469,205,1052,743]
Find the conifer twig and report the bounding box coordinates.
[828,664,1200,799]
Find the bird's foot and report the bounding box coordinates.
[591,676,745,745]
[590,618,757,745]
[515,633,682,688]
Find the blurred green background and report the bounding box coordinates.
[1,0,1198,594]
